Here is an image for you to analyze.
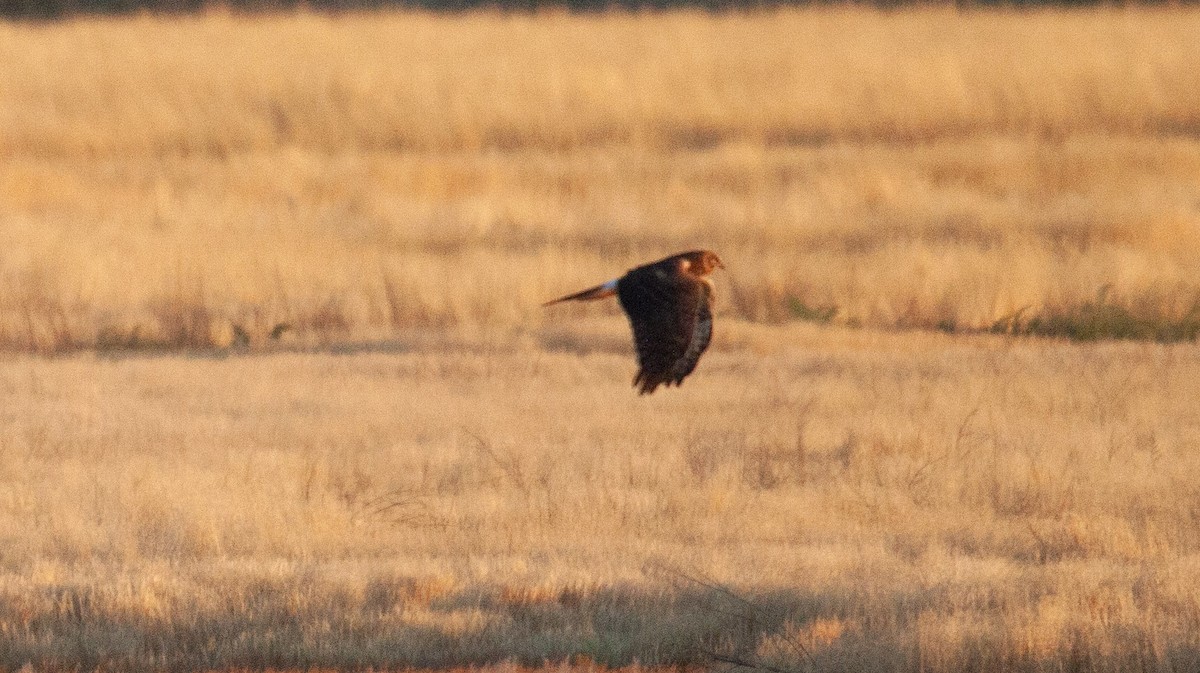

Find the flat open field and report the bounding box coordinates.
[2,6,1200,673]
[3,325,1200,671]
[3,8,1200,350]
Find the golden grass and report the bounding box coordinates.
[2,9,1200,350]
[4,8,1200,154]
[2,323,1200,671]
[4,7,1200,671]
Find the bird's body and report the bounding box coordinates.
[543,250,724,394]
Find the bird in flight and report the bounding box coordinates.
[543,250,725,395]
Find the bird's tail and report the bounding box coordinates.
[542,279,618,306]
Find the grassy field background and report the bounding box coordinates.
[3,8,1200,350]
[2,6,1200,672]
[3,325,1200,671]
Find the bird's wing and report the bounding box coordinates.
[668,282,713,384]
[617,260,707,395]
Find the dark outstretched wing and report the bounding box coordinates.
[616,260,709,395]
[668,282,713,384]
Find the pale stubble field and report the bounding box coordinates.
[2,7,1200,672]
[3,324,1200,670]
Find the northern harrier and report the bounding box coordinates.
[543,250,725,395]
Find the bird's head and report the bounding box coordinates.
[681,249,725,276]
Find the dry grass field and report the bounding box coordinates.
[3,8,1200,350]
[2,6,1200,672]
[3,325,1200,671]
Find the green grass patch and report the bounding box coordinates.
[990,287,1200,343]
[787,296,838,324]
